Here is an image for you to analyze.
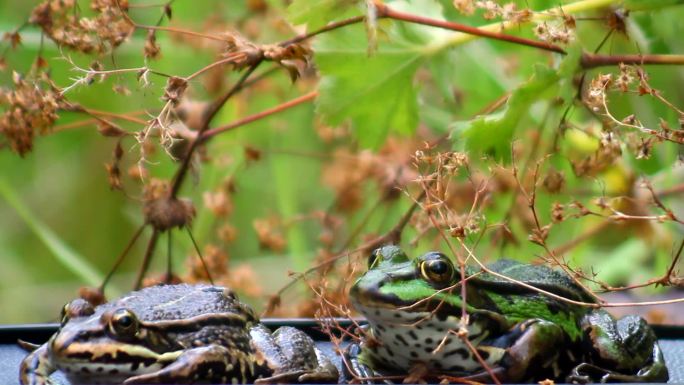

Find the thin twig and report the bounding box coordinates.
[170,61,262,197]
[186,226,214,285]
[581,52,684,69]
[201,90,318,141]
[133,228,159,290]
[375,2,565,54]
[100,225,145,291]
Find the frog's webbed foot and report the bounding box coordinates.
[124,345,261,384]
[253,350,338,385]
[19,344,55,385]
[250,325,339,384]
[567,344,669,383]
[342,343,395,384]
[573,312,669,383]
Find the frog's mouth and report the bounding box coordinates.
[48,328,183,372]
[350,285,464,324]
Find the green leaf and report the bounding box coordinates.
[452,65,559,161]
[315,0,446,148]
[286,0,360,30]
[0,177,103,286]
[452,47,582,162]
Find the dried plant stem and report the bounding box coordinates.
[170,61,262,197]
[598,238,684,292]
[581,53,684,69]
[265,189,426,314]
[186,226,214,285]
[201,90,318,140]
[100,225,145,291]
[129,63,262,287]
[133,228,159,290]
[78,107,148,125]
[280,15,366,46]
[115,0,227,42]
[551,220,612,256]
[184,53,248,82]
[375,3,565,54]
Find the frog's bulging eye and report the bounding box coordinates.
[109,309,139,337]
[420,253,454,285]
[60,299,94,326]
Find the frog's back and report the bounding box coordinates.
[96,284,256,322]
[479,259,596,304]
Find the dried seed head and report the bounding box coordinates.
[29,0,134,54]
[253,217,287,252]
[543,168,565,193]
[144,196,196,231]
[162,76,188,106]
[78,286,106,307]
[0,71,64,156]
[144,30,161,60]
[142,179,196,231]
[551,202,564,223]
[453,0,475,15]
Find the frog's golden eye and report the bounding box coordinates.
[109,309,139,337]
[61,299,94,326]
[420,253,454,285]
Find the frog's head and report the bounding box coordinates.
[48,299,178,384]
[350,245,459,323]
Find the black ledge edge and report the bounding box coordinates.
[2,319,684,345]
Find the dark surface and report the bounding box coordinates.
[2,320,683,385]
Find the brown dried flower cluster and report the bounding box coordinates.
[221,32,311,80]
[572,131,622,177]
[585,73,613,113]
[411,150,483,239]
[30,0,134,54]
[322,138,419,212]
[0,72,64,156]
[253,216,287,252]
[533,20,575,44]
[142,179,196,231]
[453,0,532,24]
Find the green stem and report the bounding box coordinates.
[426,0,619,54]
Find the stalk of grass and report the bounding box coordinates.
[0,177,103,286]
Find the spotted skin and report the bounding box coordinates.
[346,246,669,383]
[19,284,338,385]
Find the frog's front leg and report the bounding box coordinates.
[568,311,669,383]
[19,344,55,385]
[342,342,394,384]
[250,325,339,383]
[465,319,568,383]
[124,345,267,384]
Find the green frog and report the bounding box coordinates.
[20,284,339,385]
[345,245,669,383]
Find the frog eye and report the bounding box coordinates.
[109,309,139,337]
[420,253,454,285]
[60,299,94,326]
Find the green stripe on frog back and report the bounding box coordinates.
[487,292,585,340]
[379,280,479,313]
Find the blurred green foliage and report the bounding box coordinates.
[0,0,683,324]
